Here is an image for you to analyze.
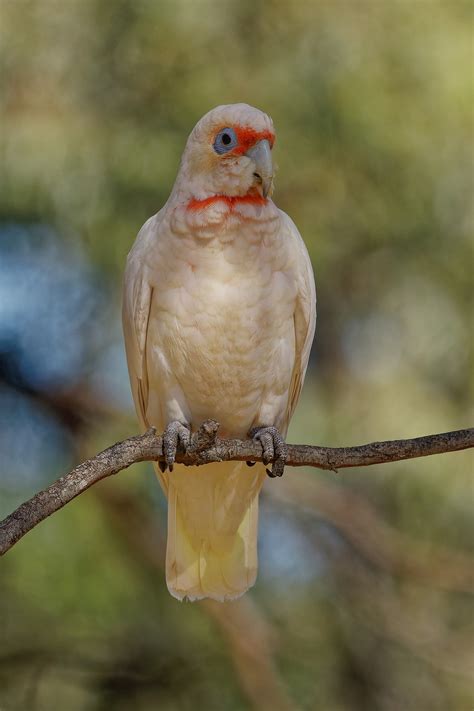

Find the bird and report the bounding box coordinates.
[123,103,316,602]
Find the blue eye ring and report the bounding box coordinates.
[213,127,238,154]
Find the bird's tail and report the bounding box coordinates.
[155,461,266,602]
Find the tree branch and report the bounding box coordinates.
[1,421,472,556]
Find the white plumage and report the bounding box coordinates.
[123,104,316,601]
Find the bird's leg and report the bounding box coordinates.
[248,426,287,478]
[160,421,191,472]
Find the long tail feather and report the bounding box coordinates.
[156,461,266,602]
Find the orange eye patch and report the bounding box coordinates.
[215,125,275,156]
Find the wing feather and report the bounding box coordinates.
[279,211,317,430]
[122,213,162,430]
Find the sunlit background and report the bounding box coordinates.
[1,1,473,709]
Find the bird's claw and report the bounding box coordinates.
[161,421,191,472]
[249,426,287,478]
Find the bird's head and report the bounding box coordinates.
[176,103,275,203]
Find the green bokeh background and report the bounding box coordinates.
[1,1,472,709]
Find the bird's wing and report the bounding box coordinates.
[122,212,162,430]
[280,211,317,431]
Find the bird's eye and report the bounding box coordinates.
[213,127,238,154]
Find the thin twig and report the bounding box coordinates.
[0,422,472,556]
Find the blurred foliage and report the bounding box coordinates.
[0,1,473,709]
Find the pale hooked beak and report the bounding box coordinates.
[245,139,273,198]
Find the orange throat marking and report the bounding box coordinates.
[187,193,267,212]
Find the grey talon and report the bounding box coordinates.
[246,461,256,467]
[249,425,288,478]
[271,457,286,478]
[158,460,167,474]
[162,421,191,470]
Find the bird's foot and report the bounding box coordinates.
[249,426,287,478]
[160,421,191,473]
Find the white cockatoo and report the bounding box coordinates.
[123,103,316,602]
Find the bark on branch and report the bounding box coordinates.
[1,421,472,556]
